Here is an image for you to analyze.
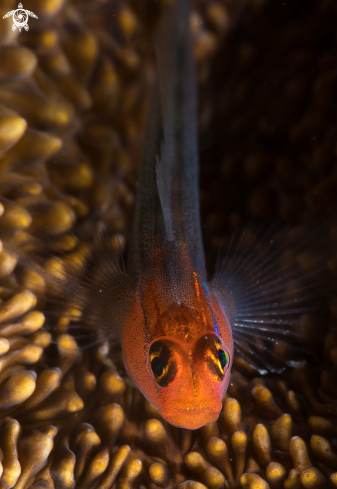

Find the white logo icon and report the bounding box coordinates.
[2,3,38,32]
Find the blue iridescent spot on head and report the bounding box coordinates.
[202,281,220,335]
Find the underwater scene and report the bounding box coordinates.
[0,0,336,488]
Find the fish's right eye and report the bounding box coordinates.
[149,341,177,387]
[151,356,164,377]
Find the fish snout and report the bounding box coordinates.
[160,396,222,430]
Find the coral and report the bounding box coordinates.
[0,0,336,488]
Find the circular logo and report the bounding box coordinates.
[13,8,28,30]
[2,3,38,33]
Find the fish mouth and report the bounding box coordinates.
[164,409,220,430]
[161,398,222,430]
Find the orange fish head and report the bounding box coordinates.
[147,332,231,429]
[123,289,233,430]
[123,302,232,429]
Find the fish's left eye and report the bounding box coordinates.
[195,334,230,381]
[149,340,177,387]
[218,348,229,370]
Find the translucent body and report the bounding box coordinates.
[120,0,234,429]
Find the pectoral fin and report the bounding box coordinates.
[210,226,327,374]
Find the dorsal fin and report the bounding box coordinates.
[154,0,195,242]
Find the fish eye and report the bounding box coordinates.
[218,348,229,372]
[149,341,177,387]
[195,334,230,381]
[151,356,164,377]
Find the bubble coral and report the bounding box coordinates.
[0,0,336,488]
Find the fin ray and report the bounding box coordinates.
[4,230,136,347]
[211,226,327,373]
